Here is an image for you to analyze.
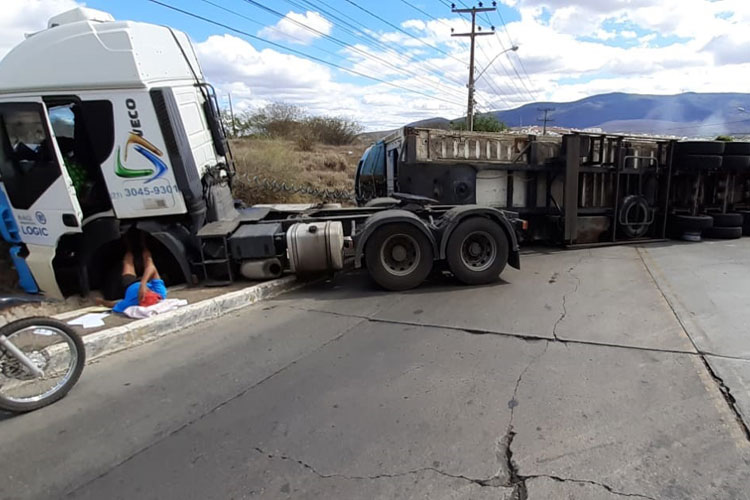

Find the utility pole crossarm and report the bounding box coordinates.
[452,7,496,13]
[537,107,555,135]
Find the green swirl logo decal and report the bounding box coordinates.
[115,133,168,183]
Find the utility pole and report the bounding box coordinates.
[451,4,495,131]
[537,107,555,135]
[228,92,237,138]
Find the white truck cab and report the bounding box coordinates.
[0,8,230,298]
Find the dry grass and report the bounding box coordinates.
[230,138,367,205]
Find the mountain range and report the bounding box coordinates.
[408,92,750,137]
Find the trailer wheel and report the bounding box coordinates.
[735,210,750,236]
[724,142,750,155]
[710,213,743,227]
[704,226,743,239]
[675,141,726,156]
[365,223,433,291]
[446,217,509,285]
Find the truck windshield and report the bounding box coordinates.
[0,103,61,210]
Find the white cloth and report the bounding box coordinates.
[67,312,109,328]
[122,298,188,319]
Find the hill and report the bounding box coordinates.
[492,92,750,135]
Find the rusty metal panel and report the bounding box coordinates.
[410,127,560,164]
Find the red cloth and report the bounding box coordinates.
[139,290,161,307]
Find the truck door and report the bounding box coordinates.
[0,99,83,246]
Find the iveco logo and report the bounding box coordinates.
[35,211,46,225]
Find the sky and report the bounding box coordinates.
[3,0,750,130]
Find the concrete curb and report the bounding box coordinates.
[82,276,301,363]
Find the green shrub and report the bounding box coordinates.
[450,115,508,132]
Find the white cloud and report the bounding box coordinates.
[258,10,332,46]
[197,1,750,129]
[194,35,463,130]
[0,0,83,60]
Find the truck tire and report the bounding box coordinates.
[704,226,743,239]
[722,155,750,170]
[710,213,743,227]
[365,223,433,291]
[618,195,651,238]
[724,142,750,155]
[735,210,750,236]
[668,214,713,232]
[674,154,723,171]
[675,141,725,156]
[446,217,509,285]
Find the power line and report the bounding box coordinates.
[398,0,513,109]
[492,9,537,99]
[240,0,470,102]
[453,0,535,102]
[299,0,469,88]
[299,0,493,110]
[342,0,466,65]
[446,1,529,105]
[147,0,466,107]
[475,6,536,101]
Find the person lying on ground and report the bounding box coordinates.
[97,234,167,312]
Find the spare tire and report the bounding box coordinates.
[710,212,743,227]
[722,155,750,170]
[704,226,743,239]
[619,195,652,238]
[674,154,723,171]
[675,141,726,156]
[724,142,750,155]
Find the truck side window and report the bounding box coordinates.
[0,103,60,210]
[46,99,114,216]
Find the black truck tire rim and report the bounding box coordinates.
[380,234,420,276]
[460,230,497,272]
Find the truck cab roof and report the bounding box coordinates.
[0,7,203,95]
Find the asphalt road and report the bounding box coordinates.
[2,242,750,499]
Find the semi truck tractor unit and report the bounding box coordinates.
[0,8,521,298]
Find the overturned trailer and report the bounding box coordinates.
[356,127,676,246]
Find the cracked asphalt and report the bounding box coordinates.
[2,241,750,499]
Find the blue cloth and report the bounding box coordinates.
[112,279,167,313]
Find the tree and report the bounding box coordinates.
[249,102,306,138]
[450,115,508,133]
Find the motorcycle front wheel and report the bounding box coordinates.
[0,317,85,413]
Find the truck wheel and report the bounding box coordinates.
[446,217,509,285]
[365,223,433,291]
[710,213,743,227]
[704,226,743,239]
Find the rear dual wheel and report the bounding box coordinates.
[446,217,509,285]
[365,223,433,291]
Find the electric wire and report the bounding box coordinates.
[241,0,469,102]
[147,0,466,107]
